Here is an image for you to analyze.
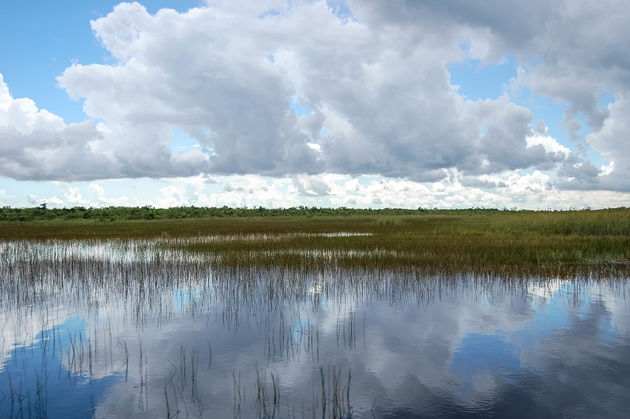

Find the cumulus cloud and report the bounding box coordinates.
[293,174,332,196]
[8,171,630,210]
[348,0,630,189]
[585,96,630,191]
[0,73,210,181]
[351,0,629,131]
[0,73,109,180]
[525,130,570,157]
[54,1,577,182]
[1,0,629,197]
[59,2,321,177]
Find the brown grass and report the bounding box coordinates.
[2,209,629,278]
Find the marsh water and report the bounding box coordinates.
[1,238,629,418]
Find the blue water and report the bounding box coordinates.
[0,317,120,418]
[1,241,629,418]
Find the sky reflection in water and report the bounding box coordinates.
[1,240,629,418]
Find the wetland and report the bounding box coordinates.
[1,208,630,418]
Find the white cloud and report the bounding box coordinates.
[2,0,630,202]
[5,172,630,210]
[347,0,630,189]
[87,182,105,196]
[0,74,111,181]
[526,132,570,156]
[55,1,574,183]
[0,73,210,181]
[64,187,86,205]
[585,96,630,191]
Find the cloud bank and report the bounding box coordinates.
[1,0,629,194]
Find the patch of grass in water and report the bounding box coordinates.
[171,210,630,278]
[2,209,630,278]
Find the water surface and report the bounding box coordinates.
[1,239,629,418]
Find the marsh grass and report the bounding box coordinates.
[173,210,630,278]
[2,209,630,278]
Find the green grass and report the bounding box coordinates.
[2,208,629,278]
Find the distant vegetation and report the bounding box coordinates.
[0,204,623,222]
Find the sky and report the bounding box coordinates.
[1,0,629,209]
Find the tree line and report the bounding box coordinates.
[0,204,523,222]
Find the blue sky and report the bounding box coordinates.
[1,1,629,209]
[0,1,202,122]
